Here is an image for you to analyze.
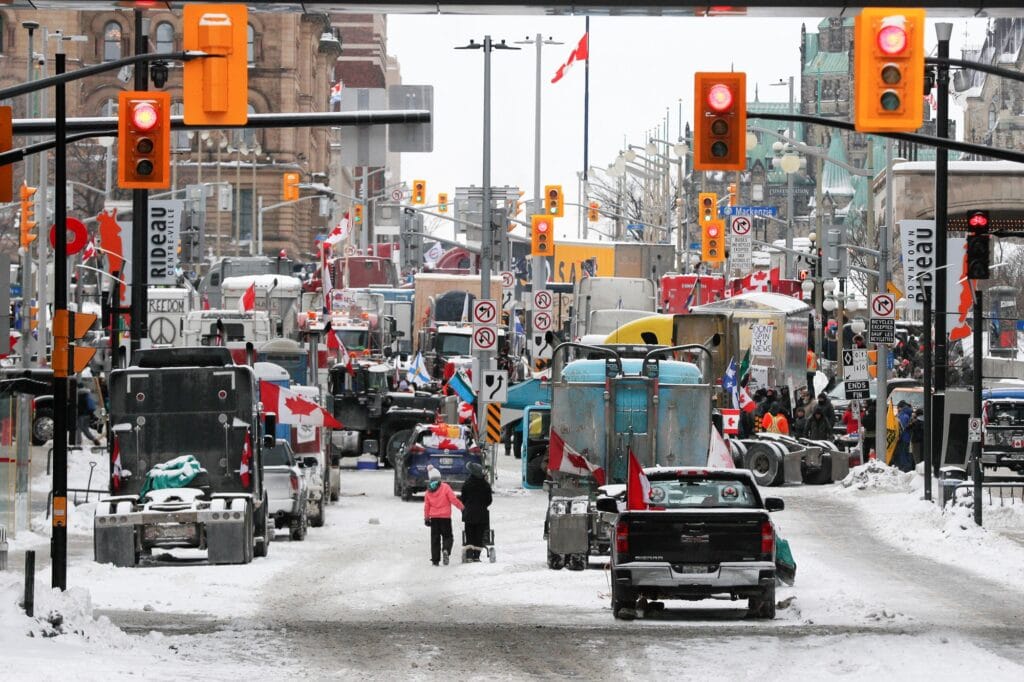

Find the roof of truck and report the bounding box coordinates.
[562,358,702,384]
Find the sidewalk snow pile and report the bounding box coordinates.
[836,460,1024,589]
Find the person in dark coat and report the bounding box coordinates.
[791,406,808,439]
[861,401,877,464]
[816,392,837,428]
[459,462,493,561]
[805,406,834,442]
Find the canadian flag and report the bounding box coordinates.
[326,326,354,375]
[458,400,476,428]
[721,408,741,435]
[83,239,97,261]
[738,385,757,413]
[260,380,342,428]
[240,432,253,488]
[548,429,606,485]
[321,251,334,314]
[626,448,653,511]
[238,282,256,313]
[111,437,123,492]
[551,32,589,84]
[707,425,736,469]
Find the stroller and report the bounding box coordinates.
[461,527,496,563]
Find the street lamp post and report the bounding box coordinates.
[771,77,796,279]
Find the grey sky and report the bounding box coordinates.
[388,14,985,240]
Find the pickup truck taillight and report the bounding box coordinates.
[290,472,300,493]
[615,519,629,554]
[760,520,774,556]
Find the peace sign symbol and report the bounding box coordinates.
[149,316,176,345]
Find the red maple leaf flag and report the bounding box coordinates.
[239,281,257,313]
[284,395,319,417]
[551,32,589,84]
[626,448,652,511]
[240,432,253,488]
[548,429,606,485]
[738,385,757,413]
[111,436,123,492]
[707,425,736,469]
[260,380,342,428]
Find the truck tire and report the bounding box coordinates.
[290,511,308,541]
[749,583,776,619]
[611,581,637,620]
[393,471,402,498]
[309,496,325,528]
[254,498,271,558]
[546,550,564,570]
[242,503,254,564]
[744,445,781,487]
[32,407,54,445]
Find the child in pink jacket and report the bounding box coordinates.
[423,465,464,565]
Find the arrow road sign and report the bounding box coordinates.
[533,290,552,311]
[730,216,752,236]
[842,349,869,381]
[533,311,552,332]
[472,299,498,325]
[531,332,553,359]
[472,325,497,352]
[481,370,508,403]
[500,271,515,288]
[870,293,895,319]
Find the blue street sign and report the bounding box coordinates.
[10,284,21,298]
[723,205,778,217]
[689,242,701,250]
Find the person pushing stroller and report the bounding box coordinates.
[423,466,463,566]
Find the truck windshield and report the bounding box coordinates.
[335,329,369,350]
[437,333,471,357]
[263,444,292,467]
[647,477,759,509]
[986,402,1024,426]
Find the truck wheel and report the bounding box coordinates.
[393,472,402,497]
[745,446,781,487]
[242,503,254,564]
[546,550,564,570]
[254,499,270,558]
[309,497,325,528]
[749,583,776,619]
[567,553,587,571]
[32,407,54,445]
[290,512,308,541]
[611,582,637,620]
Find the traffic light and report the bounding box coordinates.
[588,202,600,222]
[698,192,718,224]
[118,91,171,189]
[967,209,990,230]
[727,183,738,206]
[853,8,926,133]
[531,214,552,257]
[19,183,37,250]
[967,232,990,280]
[183,4,249,126]
[353,204,364,226]
[438,192,449,213]
[412,179,426,205]
[544,185,564,217]
[282,172,300,201]
[867,349,878,378]
[693,72,747,171]
[0,105,11,203]
[52,309,97,378]
[702,219,725,264]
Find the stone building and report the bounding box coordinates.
[959,18,1024,150]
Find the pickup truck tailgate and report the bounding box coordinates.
[623,511,770,564]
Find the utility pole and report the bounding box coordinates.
[129,11,149,354]
[51,38,68,592]
[785,76,795,279]
[972,284,984,525]
[874,139,893,468]
[932,22,953,478]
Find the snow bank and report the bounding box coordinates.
[839,460,917,492]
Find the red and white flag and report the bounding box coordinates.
[326,327,353,374]
[626,448,652,511]
[707,425,736,469]
[238,281,256,313]
[111,437,123,492]
[551,32,589,84]
[721,408,741,435]
[83,239,97,261]
[260,380,342,428]
[738,385,757,413]
[458,400,477,428]
[240,432,253,488]
[548,429,606,485]
[321,251,334,313]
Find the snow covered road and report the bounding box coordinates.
[6,455,1024,679]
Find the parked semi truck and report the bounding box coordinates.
[199,255,294,309]
[94,347,273,567]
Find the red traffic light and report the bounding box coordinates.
[535,220,550,233]
[707,225,720,238]
[131,101,159,132]
[967,210,990,229]
[707,84,734,112]
[877,22,908,55]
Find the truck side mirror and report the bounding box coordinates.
[765,497,785,512]
[264,412,277,438]
[595,497,619,514]
[263,434,275,449]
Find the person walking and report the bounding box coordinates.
[860,401,877,464]
[423,465,464,566]
[77,387,102,447]
[805,405,834,442]
[459,462,493,562]
[761,403,790,435]
[842,401,861,436]
[894,401,915,472]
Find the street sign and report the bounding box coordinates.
[501,289,515,311]
[500,270,515,289]
[868,292,896,344]
[343,244,357,257]
[968,417,983,443]
[531,332,553,360]
[533,311,552,332]
[721,408,740,435]
[391,188,403,202]
[730,216,752,236]
[471,325,498,352]
[723,205,777,217]
[870,293,895,319]
[472,299,498,325]
[730,216,753,271]
[533,289,553,312]
[844,380,870,400]
[842,349,870,381]
[480,370,508,403]
[48,218,89,256]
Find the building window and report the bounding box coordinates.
[171,102,189,151]
[237,188,253,242]
[989,104,997,130]
[247,24,255,63]
[103,21,123,62]
[233,104,257,147]
[155,22,174,54]
[0,16,5,53]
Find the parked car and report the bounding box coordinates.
[602,467,785,621]
[263,439,309,541]
[982,390,1024,474]
[393,422,484,501]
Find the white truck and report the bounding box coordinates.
[146,285,201,347]
[182,309,274,351]
[570,277,658,342]
[220,274,304,339]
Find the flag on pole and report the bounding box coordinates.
[238,281,256,313]
[259,380,342,428]
[406,351,432,386]
[240,432,253,488]
[83,239,97,261]
[707,425,736,469]
[548,429,606,484]
[885,402,900,464]
[738,347,751,386]
[330,79,344,104]
[738,385,757,413]
[326,324,353,375]
[111,437,123,492]
[722,358,739,409]
[551,32,589,84]
[626,447,652,510]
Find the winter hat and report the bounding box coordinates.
[427,465,442,481]
[466,462,484,479]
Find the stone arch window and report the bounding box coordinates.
[103,21,123,62]
[989,103,997,130]
[247,23,255,63]
[154,22,174,54]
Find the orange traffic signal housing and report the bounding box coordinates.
[698,192,718,223]
[438,192,449,213]
[588,202,600,222]
[52,310,98,377]
[183,4,249,126]
[544,185,564,217]
[531,214,552,257]
[853,8,926,133]
[694,72,747,171]
[0,106,11,203]
[282,172,300,201]
[702,219,725,264]
[118,91,171,190]
[412,180,427,205]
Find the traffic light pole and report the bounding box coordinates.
[51,45,68,591]
[874,139,893,471]
[933,23,953,493]
[972,286,984,526]
[129,10,149,354]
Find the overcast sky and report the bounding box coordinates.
[388,13,987,240]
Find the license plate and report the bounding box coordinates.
[678,564,709,574]
[437,457,453,467]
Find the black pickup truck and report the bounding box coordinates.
[602,467,785,620]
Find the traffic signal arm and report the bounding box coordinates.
[52,310,97,378]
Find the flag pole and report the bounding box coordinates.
[581,16,590,240]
